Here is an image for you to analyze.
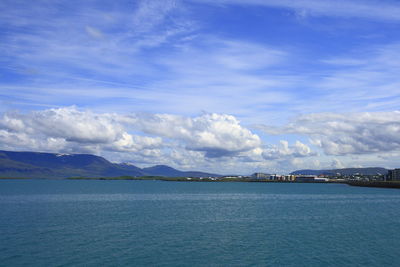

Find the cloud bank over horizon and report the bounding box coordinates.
[1,107,399,173]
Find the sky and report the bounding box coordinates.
[1,0,400,174]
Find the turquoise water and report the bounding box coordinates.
[1,180,400,266]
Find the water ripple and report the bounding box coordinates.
[2,193,400,203]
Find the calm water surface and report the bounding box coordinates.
[1,180,400,266]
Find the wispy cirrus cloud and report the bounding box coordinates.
[314,43,400,112]
[191,0,400,22]
[0,31,296,121]
[3,0,398,122]
[0,0,192,79]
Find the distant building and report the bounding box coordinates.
[387,169,400,181]
[314,177,329,182]
[252,173,270,179]
[286,175,296,181]
[269,174,279,180]
[295,175,317,182]
[223,176,242,179]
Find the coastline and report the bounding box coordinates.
[347,180,400,189]
[3,176,400,189]
[67,176,346,183]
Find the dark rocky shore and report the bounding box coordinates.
[347,181,400,189]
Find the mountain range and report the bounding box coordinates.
[0,150,219,179]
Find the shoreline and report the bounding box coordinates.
[2,176,400,189]
[347,180,400,189]
[67,176,346,183]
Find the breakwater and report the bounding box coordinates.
[347,181,400,189]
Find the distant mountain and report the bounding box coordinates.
[0,150,144,178]
[291,167,388,176]
[143,165,220,178]
[0,150,219,179]
[143,165,187,177]
[290,169,336,176]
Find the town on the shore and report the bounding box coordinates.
[184,168,400,183]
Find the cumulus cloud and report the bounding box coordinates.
[262,140,314,160]
[0,107,163,154]
[0,106,333,173]
[0,107,262,161]
[123,112,262,157]
[0,129,67,152]
[259,111,400,156]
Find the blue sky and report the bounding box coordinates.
[1,0,400,174]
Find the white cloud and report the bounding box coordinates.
[262,140,314,160]
[0,129,67,152]
[260,111,400,156]
[0,107,280,174]
[0,107,163,154]
[124,112,262,157]
[0,107,262,163]
[5,106,381,174]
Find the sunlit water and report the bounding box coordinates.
[1,180,400,266]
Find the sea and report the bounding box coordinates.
[1,179,400,267]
